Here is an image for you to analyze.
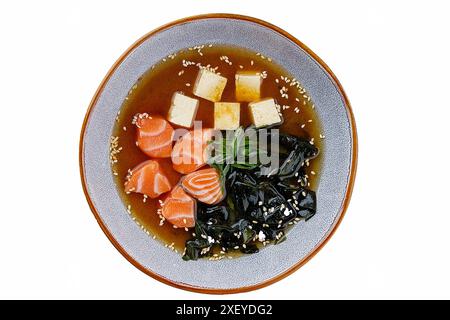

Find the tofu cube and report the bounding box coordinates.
[193,69,227,102]
[235,72,262,102]
[214,102,240,130]
[167,92,199,128]
[248,98,282,128]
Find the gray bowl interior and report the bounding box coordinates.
[82,17,354,290]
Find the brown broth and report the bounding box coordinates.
[111,45,323,254]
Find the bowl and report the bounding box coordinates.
[79,13,357,293]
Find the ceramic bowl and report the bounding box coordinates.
[80,14,357,293]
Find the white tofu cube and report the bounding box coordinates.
[193,69,227,102]
[167,92,199,128]
[248,98,282,128]
[214,102,240,130]
[235,72,262,102]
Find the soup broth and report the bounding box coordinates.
[111,45,323,255]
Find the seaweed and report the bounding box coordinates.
[182,129,319,261]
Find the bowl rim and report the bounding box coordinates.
[79,13,358,295]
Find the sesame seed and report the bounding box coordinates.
[219,55,232,65]
[185,83,191,87]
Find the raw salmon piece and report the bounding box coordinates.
[181,168,225,205]
[161,185,196,228]
[171,128,214,174]
[135,114,174,158]
[124,160,172,198]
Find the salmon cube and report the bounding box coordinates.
[171,128,214,174]
[181,168,224,205]
[135,114,174,158]
[161,185,196,228]
[124,160,172,198]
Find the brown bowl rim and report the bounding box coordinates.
[79,13,358,295]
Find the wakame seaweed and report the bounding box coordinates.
[183,129,319,261]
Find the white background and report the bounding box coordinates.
[0,0,449,299]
